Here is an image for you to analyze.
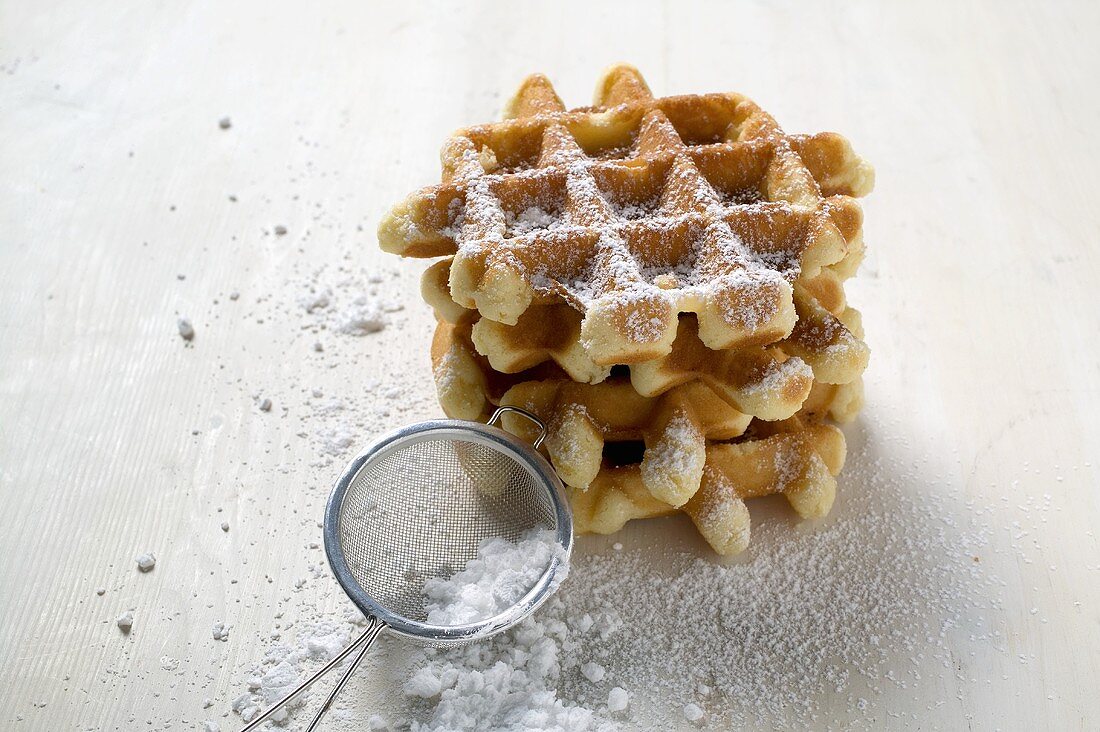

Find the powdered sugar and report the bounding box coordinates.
[295,266,406,339]
[390,529,611,732]
[336,295,388,335]
[316,421,356,456]
[229,414,1009,730]
[505,205,565,237]
[423,529,567,626]
[231,615,360,724]
[682,702,704,722]
[607,686,629,712]
[400,594,615,732]
[742,356,813,396]
[581,661,606,683]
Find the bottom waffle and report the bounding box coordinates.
[571,415,846,556]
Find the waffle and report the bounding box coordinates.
[423,258,856,421]
[499,378,750,508]
[802,377,864,424]
[570,414,846,556]
[380,64,874,366]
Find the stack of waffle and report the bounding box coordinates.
[378,65,873,555]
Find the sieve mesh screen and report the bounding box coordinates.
[336,435,558,624]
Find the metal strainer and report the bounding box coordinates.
[241,406,572,731]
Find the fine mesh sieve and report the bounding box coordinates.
[241,407,572,732]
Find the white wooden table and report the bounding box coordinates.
[2,1,1098,730]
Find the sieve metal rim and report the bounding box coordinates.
[323,418,574,645]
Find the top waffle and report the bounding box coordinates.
[379,64,874,365]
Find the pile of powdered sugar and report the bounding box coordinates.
[423,528,567,626]
[400,593,618,732]
[395,529,606,731]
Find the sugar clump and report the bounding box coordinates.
[135,552,156,572]
[581,661,606,683]
[683,702,704,721]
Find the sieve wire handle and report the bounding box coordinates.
[488,406,547,449]
[238,616,387,732]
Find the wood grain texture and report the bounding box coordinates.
[1,0,1098,729]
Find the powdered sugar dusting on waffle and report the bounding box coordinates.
[506,205,566,236]
[641,413,703,478]
[433,125,825,351]
[743,356,814,397]
[455,156,800,339]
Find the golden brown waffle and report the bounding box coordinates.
[433,312,777,422]
[802,377,864,424]
[570,416,846,556]
[423,258,850,421]
[380,65,873,366]
[430,319,530,422]
[499,378,750,508]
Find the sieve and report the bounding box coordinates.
[240,406,572,731]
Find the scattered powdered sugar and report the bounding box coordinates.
[336,295,388,335]
[423,528,567,626]
[581,661,606,683]
[298,288,331,313]
[298,271,404,336]
[388,528,617,732]
[251,262,436,466]
[533,420,1001,729]
[316,421,356,456]
[231,614,361,724]
[608,195,659,221]
[229,417,1015,730]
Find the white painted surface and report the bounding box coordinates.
[1,1,1098,730]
